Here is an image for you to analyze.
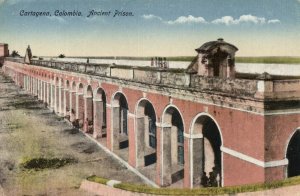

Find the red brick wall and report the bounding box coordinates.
[223,153,265,186]
[265,114,300,161]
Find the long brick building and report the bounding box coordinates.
[1,40,299,188]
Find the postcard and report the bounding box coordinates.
[0,0,299,195]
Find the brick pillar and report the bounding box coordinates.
[32,78,34,94]
[29,77,31,93]
[39,80,42,100]
[64,89,70,116]
[55,86,60,113]
[41,80,43,101]
[43,81,46,102]
[35,79,38,96]
[136,115,146,167]
[31,78,34,95]
[76,92,84,125]
[70,91,76,122]
[38,80,42,100]
[183,136,192,188]
[93,99,103,138]
[33,78,35,95]
[59,86,64,114]
[84,95,93,132]
[36,78,38,96]
[156,123,172,187]
[46,82,50,106]
[128,114,136,167]
[29,76,31,92]
[111,105,120,151]
[156,124,162,185]
[106,105,112,150]
[32,78,35,95]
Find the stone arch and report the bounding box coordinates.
[77,83,84,93]
[55,76,59,85]
[65,80,70,90]
[111,91,129,161]
[286,127,300,178]
[161,105,185,186]
[135,98,157,167]
[71,81,76,91]
[93,87,107,138]
[190,113,223,187]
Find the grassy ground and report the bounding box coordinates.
[0,71,144,196]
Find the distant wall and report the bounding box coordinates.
[4,58,300,101]
[37,57,300,76]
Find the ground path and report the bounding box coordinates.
[0,71,144,195]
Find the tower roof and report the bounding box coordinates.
[195,38,238,54]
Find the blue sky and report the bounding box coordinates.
[0,0,299,57]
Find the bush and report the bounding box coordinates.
[20,157,77,170]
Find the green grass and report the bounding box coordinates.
[235,56,300,64]
[20,157,77,170]
[86,175,110,185]
[87,175,300,195]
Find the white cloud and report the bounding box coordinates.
[142,14,162,21]
[142,14,279,26]
[212,16,237,25]
[212,14,266,25]
[239,15,266,24]
[268,19,280,24]
[166,15,207,25]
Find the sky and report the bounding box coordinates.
[0,0,299,57]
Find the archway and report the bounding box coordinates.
[136,99,157,168]
[112,92,129,161]
[93,88,107,139]
[84,85,93,133]
[161,106,184,186]
[191,114,222,187]
[287,128,300,177]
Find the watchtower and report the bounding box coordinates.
[0,43,9,66]
[187,39,238,78]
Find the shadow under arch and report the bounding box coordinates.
[111,91,129,161]
[190,112,223,188]
[161,104,185,186]
[93,87,107,139]
[83,85,94,133]
[135,98,158,168]
[285,127,300,178]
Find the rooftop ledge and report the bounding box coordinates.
[4,57,300,101]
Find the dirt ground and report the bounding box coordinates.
[0,71,145,196]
